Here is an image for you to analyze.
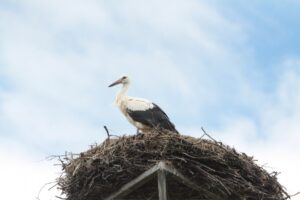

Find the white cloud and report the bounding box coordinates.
[0,139,60,200]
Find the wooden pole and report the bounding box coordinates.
[157,169,167,200]
[104,163,160,200]
[104,161,222,200]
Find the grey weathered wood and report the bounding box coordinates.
[104,162,161,200]
[160,162,223,200]
[104,161,223,200]
[158,169,167,200]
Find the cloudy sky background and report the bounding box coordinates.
[1,0,300,199]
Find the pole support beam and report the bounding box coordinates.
[158,169,167,200]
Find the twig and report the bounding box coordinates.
[36,181,57,200]
[284,191,300,199]
[200,127,243,159]
[55,195,66,199]
[103,125,121,138]
[46,153,80,161]
[104,125,110,139]
[200,127,218,143]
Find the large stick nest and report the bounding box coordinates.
[57,131,289,200]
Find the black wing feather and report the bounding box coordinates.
[126,103,178,133]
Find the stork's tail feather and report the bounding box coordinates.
[168,122,179,134]
[151,123,179,135]
[156,127,179,135]
[162,122,179,135]
[163,121,179,134]
[173,128,180,135]
[167,126,179,135]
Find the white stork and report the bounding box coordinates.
[109,76,179,134]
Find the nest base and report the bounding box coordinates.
[58,131,289,200]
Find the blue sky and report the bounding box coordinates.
[1,1,300,199]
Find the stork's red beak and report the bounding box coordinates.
[108,78,122,87]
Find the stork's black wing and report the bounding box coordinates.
[126,103,178,133]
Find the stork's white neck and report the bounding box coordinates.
[116,83,129,105]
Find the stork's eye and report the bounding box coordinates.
[122,76,127,79]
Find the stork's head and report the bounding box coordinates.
[108,76,130,87]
